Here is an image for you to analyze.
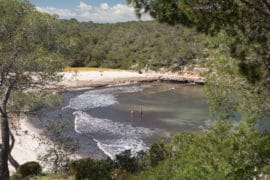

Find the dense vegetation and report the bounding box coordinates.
[127,0,270,118]
[0,0,63,177]
[125,0,270,179]
[1,0,270,179]
[19,121,270,179]
[56,19,208,70]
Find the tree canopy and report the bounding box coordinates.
[134,121,270,179]
[55,20,209,70]
[1,0,270,178]
[127,0,270,118]
[0,0,63,177]
[125,0,270,179]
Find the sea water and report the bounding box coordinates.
[35,82,210,159]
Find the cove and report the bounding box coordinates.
[33,82,210,159]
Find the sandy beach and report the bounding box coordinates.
[9,113,48,173]
[57,69,205,91]
[9,69,205,173]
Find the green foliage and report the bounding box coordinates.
[18,121,270,179]
[15,161,42,178]
[204,32,269,119]
[115,149,155,173]
[0,0,64,177]
[56,20,208,70]
[0,0,64,79]
[115,150,139,173]
[68,158,115,180]
[262,165,270,175]
[37,121,80,174]
[27,174,75,180]
[9,92,63,112]
[127,0,270,118]
[149,140,169,167]
[110,169,131,180]
[133,121,270,179]
[2,0,270,179]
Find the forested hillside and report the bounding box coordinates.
[2,0,270,179]
[56,19,208,70]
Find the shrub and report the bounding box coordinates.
[110,169,131,180]
[16,161,42,178]
[135,151,151,171]
[149,141,169,167]
[69,158,115,180]
[115,150,139,173]
[134,122,270,179]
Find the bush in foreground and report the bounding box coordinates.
[133,121,270,179]
[14,161,42,179]
[68,158,115,180]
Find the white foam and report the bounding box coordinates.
[73,111,154,137]
[96,138,148,160]
[66,86,144,110]
[73,111,154,159]
[93,138,115,160]
[68,85,152,159]
[68,93,117,110]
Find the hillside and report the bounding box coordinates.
[57,20,209,70]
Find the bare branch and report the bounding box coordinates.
[8,130,19,169]
[1,84,13,113]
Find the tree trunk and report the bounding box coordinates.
[0,113,10,179]
[8,154,19,170]
[0,85,12,179]
[9,130,19,169]
[0,145,19,170]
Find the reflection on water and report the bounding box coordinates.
[35,82,210,159]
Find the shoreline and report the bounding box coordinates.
[9,70,205,173]
[9,113,50,173]
[55,70,205,92]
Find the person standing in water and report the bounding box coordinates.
[130,108,134,119]
[140,105,143,119]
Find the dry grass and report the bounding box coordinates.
[63,67,126,72]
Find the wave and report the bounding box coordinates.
[66,86,144,110]
[95,138,147,160]
[73,111,155,159]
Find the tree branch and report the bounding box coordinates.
[0,144,20,170]
[8,130,19,169]
[1,84,13,113]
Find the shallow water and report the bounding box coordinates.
[34,82,210,159]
